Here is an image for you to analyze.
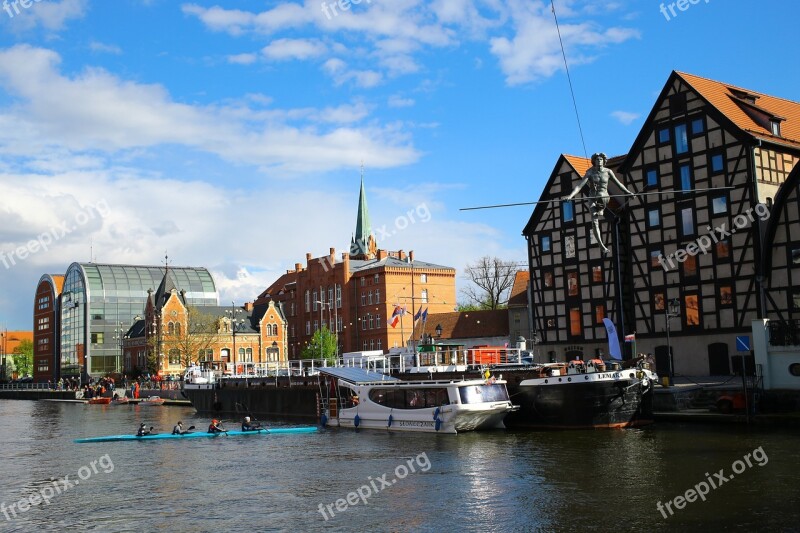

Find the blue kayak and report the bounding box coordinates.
[75,426,317,443]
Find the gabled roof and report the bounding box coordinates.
[507,271,529,307]
[763,161,800,276]
[426,310,509,340]
[150,269,186,309]
[677,71,800,149]
[522,153,626,236]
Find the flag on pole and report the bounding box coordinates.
[421,308,428,323]
[413,308,422,323]
[602,318,623,361]
[388,305,406,328]
[624,333,636,342]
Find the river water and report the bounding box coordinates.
[0,400,798,532]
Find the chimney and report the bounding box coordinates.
[341,252,350,275]
[295,263,302,273]
[409,250,415,262]
[398,249,405,261]
[377,249,388,260]
[244,301,254,312]
[306,253,312,267]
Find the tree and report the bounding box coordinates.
[12,339,33,377]
[457,302,483,312]
[460,256,518,310]
[149,306,219,373]
[301,326,337,365]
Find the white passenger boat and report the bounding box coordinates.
[318,367,517,434]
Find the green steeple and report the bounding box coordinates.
[350,167,374,257]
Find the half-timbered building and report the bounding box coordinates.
[524,71,800,376]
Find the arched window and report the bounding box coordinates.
[168,349,180,365]
[245,348,253,362]
[168,322,175,335]
[175,322,181,336]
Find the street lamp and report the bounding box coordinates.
[112,322,127,375]
[225,303,244,373]
[435,324,443,339]
[665,298,680,386]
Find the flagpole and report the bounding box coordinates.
[410,260,416,353]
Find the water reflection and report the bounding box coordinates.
[0,402,798,532]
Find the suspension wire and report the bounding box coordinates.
[551,0,588,160]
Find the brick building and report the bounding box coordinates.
[0,329,34,380]
[123,268,287,376]
[255,177,457,358]
[33,274,64,382]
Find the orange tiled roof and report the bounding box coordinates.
[563,154,591,176]
[678,71,800,148]
[507,271,529,307]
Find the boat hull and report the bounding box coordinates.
[505,374,654,429]
[75,426,318,443]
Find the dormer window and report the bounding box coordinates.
[770,119,781,137]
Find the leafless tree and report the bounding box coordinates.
[461,256,518,310]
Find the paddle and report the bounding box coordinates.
[236,402,268,433]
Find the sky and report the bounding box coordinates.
[0,0,798,330]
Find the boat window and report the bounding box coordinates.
[368,387,449,409]
[459,384,509,404]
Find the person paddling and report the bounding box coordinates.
[136,423,153,437]
[241,416,262,432]
[208,419,226,434]
[172,421,185,435]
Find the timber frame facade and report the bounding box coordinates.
[524,71,800,376]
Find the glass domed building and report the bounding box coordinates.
[60,263,218,379]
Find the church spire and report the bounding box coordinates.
[350,163,376,259]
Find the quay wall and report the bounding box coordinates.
[0,390,78,401]
[183,384,319,419]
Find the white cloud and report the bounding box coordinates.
[0,45,418,173]
[183,1,638,88]
[611,110,640,125]
[323,57,383,88]
[89,41,122,55]
[0,0,86,31]
[489,0,639,85]
[227,53,258,65]
[262,38,327,61]
[388,95,415,108]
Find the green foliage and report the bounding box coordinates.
[12,339,33,377]
[301,327,337,365]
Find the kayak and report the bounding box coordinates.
[74,426,318,443]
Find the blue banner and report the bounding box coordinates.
[602,318,623,360]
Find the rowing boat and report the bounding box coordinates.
[74,426,318,443]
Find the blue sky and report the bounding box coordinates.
[0,0,798,329]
